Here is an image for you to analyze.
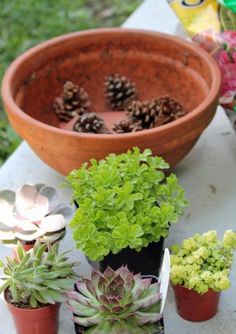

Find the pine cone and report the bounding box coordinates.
[153,96,185,123]
[105,74,137,110]
[125,100,159,129]
[126,96,185,129]
[54,81,90,121]
[73,113,106,134]
[112,119,143,134]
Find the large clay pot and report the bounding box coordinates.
[2,28,221,175]
[5,292,60,334]
[171,284,220,322]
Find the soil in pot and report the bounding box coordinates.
[99,239,164,277]
[5,290,60,334]
[172,284,220,322]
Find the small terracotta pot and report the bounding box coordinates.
[2,28,221,175]
[171,284,220,322]
[12,241,35,258]
[6,294,60,334]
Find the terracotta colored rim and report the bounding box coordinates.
[2,28,221,140]
[5,289,60,315]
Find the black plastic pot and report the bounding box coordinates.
[99,239,164,276]
[74,323,85,334]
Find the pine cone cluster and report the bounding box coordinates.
[105,74,137,110]
[54,81,90,121]
[53,76,186,135]
[73,113,106,134]
[125,96,185,130]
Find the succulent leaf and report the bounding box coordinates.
[38,186,60,212]
[40,214,65,232]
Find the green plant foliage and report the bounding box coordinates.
[0,241,78,308]
[0,120,21,165]
[170,229,236,294]
[84,321,163,334]
[67,266,162,334]
[67,148,188,261]
[0,0,141,164]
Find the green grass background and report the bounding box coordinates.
[0,0,141,165]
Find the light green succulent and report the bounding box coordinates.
[0,241,77,308]
[67,266,162,334]
[171,229,236,294]
[67,147,188,261]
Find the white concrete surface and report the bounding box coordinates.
[1,0,236,333]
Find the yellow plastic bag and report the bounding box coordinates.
[168,0,236,111]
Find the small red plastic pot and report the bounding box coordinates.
[13,242,35,258]
[5,292,60,334]
[172,284,220,322]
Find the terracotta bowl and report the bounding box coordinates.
[2,28,221,175]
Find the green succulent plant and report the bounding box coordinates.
[0,241,78,308]
[170,229,236,294]
[67,266,163,334]
[67,147,188,261]
[83,320,163,334]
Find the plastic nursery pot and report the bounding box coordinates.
[99,239,164,277]
[171,284,220,322]
[5,291,60,334]
[2,28,221,175]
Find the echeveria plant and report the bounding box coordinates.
[67,148,188,261]
[0,184,73,245]
[67,266,162,334]
[0,241,77,308]
[170,230,236,294]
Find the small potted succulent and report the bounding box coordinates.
[67,266,164,334]
[67,147,188,275]
[0,241,77,334]
[0,183,73,250]
[170,229,236,322]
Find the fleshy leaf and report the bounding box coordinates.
[40,214,65,232]
[39,186,60,212]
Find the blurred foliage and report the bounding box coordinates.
[0,0,141,165]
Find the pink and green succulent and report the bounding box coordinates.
[67,266,162,334]
[0,184,73,245]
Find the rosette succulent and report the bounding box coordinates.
[170,229,236,294]
[0,184,73,245]
[0,241,77,308]
[67,266,162,334]
[67,147,188,261]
